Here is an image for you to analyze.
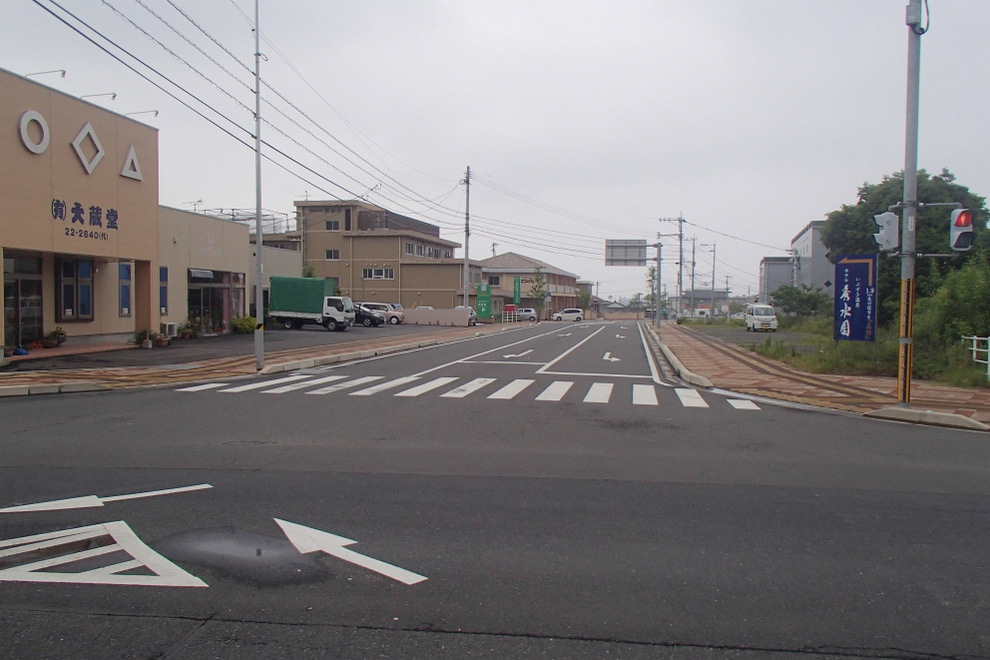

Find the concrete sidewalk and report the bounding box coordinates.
[654,322,989,432]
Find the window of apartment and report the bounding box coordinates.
[325,220,340,231]
[119,262,132,317]
[405,242,414,255]
[159,266,168,315]
[325,249,340,260]
[362,268,395,280]
[416,245,424,256]
[444,250,452,258]
[56,258,94,321]
[488,276,501,287]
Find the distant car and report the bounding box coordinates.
[358,301,404,325]
[354,304,385,327]
[553,308,583,322]
[455,305,477,326]
[516,307,538,322]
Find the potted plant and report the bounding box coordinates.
[150,331,170,348]
[42,327,66,348]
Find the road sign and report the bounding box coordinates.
[476,284,491,318]
[834,254,877,342]
[513,277,521,304]
[605,239,647,266]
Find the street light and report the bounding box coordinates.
[81,92,117,101]
[25,69,66,78]
[124,110,159,118]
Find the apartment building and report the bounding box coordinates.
[293,200,483,309]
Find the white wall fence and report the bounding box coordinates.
[962,335,990,381]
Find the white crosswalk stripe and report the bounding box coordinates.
[674,387,709,408]
[396,377,458,397]
[306,375,382,395]
[535,381,573,402]
[350,376,420,396]
[583,382,613,403]
[176,374,761,412]
[632,384,658,406]
[440,378,497,398]
[488,379,535,400]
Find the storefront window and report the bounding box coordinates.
[57,258,93,321]
[119,262,132,317]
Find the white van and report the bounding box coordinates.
[744,303,778,332]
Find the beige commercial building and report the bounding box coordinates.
[1,68,299,355]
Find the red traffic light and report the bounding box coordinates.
[952,209,974,228]
[949,208,975,252]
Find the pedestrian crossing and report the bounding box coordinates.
[175,374,762,411]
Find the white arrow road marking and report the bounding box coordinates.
[615,334,626,339]
[0,521,206,587]
[502,349,533,358]
[602,352,621,362]
[274,519,426,585]
[0,484,213,513]
[557,333,572,337]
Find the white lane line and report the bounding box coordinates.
[536,381,574,402]
[176,383,227,392]
[583,382,614,403]
[264,374,347,394]
[632,384,658,406]
[728,399,761,410]
[306,375,382,395]
[441,378,497,398]
[350,376,420,396]
[219,375,310,393]
[395,377,459,397]
[675,388,709,408]
[488,379,535,400]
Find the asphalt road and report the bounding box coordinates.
[2,321,988,658]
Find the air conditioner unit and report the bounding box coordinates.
[161,322,179,338]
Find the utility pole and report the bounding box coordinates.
[710,243,716,318]
[897,0,924,407]
[462,166,471,308]
[659,216,684,317]
[252,0,264,371]
[689,236,697,317]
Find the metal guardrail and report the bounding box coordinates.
[962,335,990,381]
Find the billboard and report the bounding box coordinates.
[605,239,647,266]
[833,254,877,342]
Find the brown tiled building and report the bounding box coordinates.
[476,252,580,318]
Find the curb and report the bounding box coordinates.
[0,382,110,397]
[646,325,713,388]
[863,406,990,432]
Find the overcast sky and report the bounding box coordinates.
[6,1,989,300]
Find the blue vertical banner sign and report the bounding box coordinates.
[833,254,878,342]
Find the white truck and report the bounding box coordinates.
[268,276,355,331]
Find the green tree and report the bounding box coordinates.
[576,287,591,311]
[645,266,657,311]
[629,293,644,317]
[530,266,548,321]
[771,284,830,317]
[820,169,987,325]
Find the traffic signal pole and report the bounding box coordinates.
[897,0,924,406]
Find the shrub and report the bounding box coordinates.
[231,316,256,334]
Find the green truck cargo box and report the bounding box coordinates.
[269,277,337,315]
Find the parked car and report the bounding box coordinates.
[354,304,386,327]
[553,308,583,322]
[357,301,404,325]
[455,305,477,326]
[516,307,538,322]
[744,303,778,332]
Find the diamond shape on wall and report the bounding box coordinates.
[72,122,105,174]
